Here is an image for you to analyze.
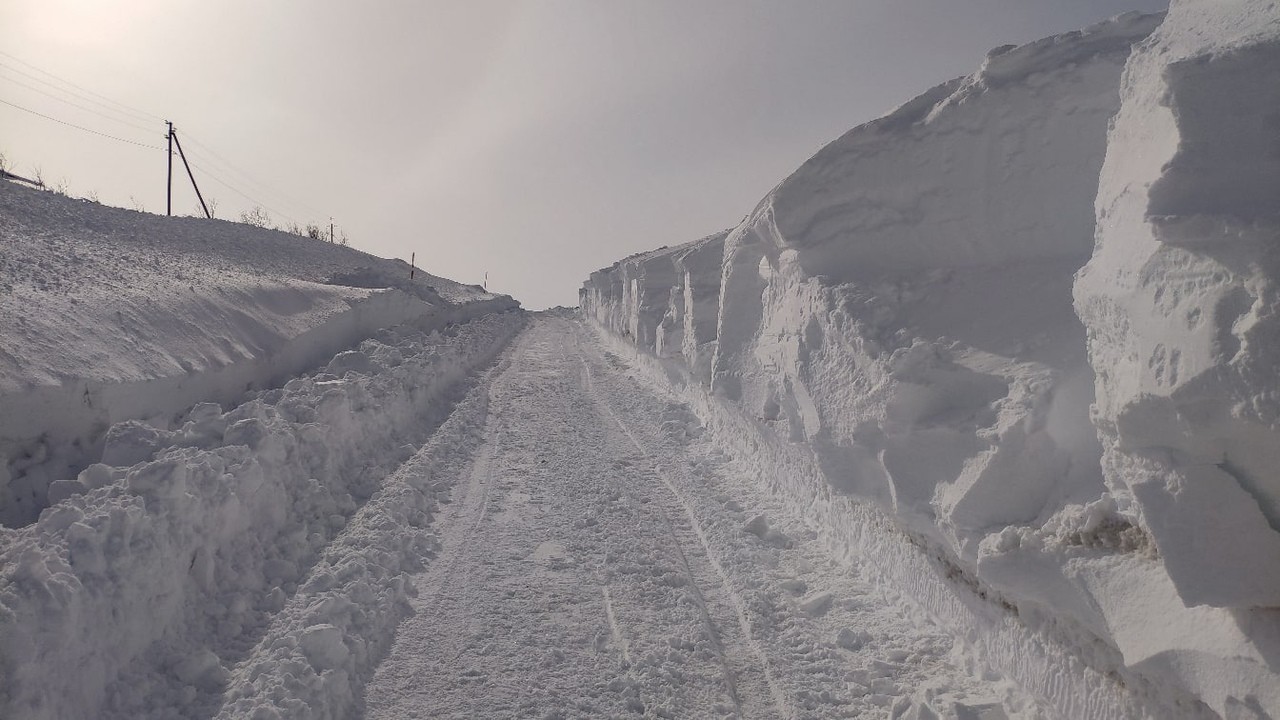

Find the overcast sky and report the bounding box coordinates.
[2,0,1168,308]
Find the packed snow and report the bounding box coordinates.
[584,3,1280,718]
[3,1,1279,719]
[361,318,1035,719]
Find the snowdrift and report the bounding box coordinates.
[0,181,516,527]
[0,179,526,718]
[582,4,1280,718]
[1,312,524,719]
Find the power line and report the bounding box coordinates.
[180,146,309,225]
[184,158,303,227]
[0,50,332,230]
[0,61,158,128]
[181,131,326,219]
[178,130,329,220]
[0,72,160,136]
[0,51,162,124]
[0,97,165,150]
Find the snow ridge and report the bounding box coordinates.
[583,4,1280,717]
[0,181,517,527]
[0,311,523,719]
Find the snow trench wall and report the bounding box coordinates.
[585,8,1280,718]
[0,309,525,720]
[0,289,518,527]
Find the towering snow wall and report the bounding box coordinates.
[583,6,1280,717]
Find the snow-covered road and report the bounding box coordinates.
[362,316,1034,719]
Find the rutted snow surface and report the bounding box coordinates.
[2,314,1043,719]
[363,316,1032,719]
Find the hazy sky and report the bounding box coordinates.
[2,0,1168,308]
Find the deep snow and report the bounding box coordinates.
[0,180,515,527]
[4,2,1280,719]
[583,3,1280,717]
[0,177,523,718]
[1,310,523,719]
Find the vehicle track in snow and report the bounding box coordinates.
[361,316,1040,719]
[579,349,787,719]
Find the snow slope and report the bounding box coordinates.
[0,180,516,527]
[1,311,523,719]
[583,5,1280,717]
[0,177,528,718]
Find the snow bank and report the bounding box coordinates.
[585,7,1280,717]
[213,375,493,720]
[0,310,523,720]
[1067,0,1280,712]
[0,181,516,526]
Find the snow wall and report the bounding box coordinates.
[0,311,525,719]
[582,5,1280,718]
[0,173,529,718]
[0,180,517,527]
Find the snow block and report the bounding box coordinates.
[1075,0,1280,610]
[586,11,1155,562]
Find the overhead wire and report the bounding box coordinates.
[2,50,330,230]
[0,72,162,136]
[177,130,329,220]
[0,97,165,150]
[184,158,303,227]
[0,51,163,124]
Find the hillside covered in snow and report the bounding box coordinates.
[583,2,1280,718]
[0,183,523,717]
[0,182,516,527]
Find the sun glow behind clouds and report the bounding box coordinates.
[14,0,166,49]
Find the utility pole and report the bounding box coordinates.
[166,121,173,216]
[330,217,334,243]
[170,127,211,219]
[410,252,415,280]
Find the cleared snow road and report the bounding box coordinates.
[362,316,1034,719]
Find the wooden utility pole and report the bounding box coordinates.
[166,120,173,216]
[170,127,211,219]
[330,217,334,243]
[410,252,415,280]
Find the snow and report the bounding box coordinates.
[3,3,1279,718]
[362,318,1036,719]
[0,176,528,718]
[583,5,1280,718]
[0,311,523,719]
[0,180,515,527]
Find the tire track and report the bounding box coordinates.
[577,342,792,719]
